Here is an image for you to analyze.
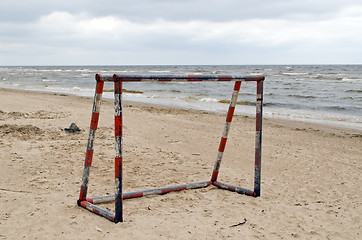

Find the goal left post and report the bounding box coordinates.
[78,79,104,205]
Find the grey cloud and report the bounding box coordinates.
[1,0,362,65]
[2,0,362,23]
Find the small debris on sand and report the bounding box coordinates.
[64,123,81,133]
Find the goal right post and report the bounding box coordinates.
[210,79,263,197]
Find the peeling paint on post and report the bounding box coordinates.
[254,80,264,197]
[114,77,123,223]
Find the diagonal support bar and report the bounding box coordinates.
[211,81,241,182]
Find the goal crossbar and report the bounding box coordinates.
[77,73,264,223]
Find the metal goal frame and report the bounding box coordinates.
[77,73,264,223]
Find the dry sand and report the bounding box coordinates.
[0,88,361,239]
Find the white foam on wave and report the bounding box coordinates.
[341,78,362,83]
[100,70,136,73]
[250,72,264,75]
[199,97,218,103]
[42,79,57,82]
[282,72,309,76]
[36,69,63,72]
[263,106,362,130]
[0,82,19,87]
[149,70,171,73]
[41,85,94,97]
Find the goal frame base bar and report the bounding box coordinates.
[78,180,256,223]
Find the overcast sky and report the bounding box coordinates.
[0,0,361,65]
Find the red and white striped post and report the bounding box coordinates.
[211,81,241,182]
[78,78,104,204]
[114,77,123,223]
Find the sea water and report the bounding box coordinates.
[0,65,361,130]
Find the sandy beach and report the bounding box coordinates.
[0,88,361,239]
